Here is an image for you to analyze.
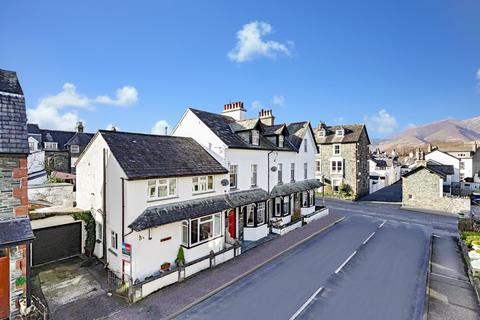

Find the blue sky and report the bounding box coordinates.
[2,0,480,138]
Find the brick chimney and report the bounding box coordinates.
[258,109,274,126]
[222,101,246,121]
[76,121,84,133]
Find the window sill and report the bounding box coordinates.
[108,248,118,256]
[147,195,179,203]
[192,190,216,196]
[181,234,223,249]
[229,187,238,191]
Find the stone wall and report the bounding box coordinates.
[0,155,28,218]
[28,183,74,206]
[402,168,471,214]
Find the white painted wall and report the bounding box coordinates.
[244,224,269,241]
[426,150,460,182]
[29,183,74,206]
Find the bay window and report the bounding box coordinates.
[148,178,177,199]
[193,175,214,193]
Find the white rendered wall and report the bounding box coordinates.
[425,150,460,182]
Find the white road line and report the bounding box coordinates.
[335,251,357,274]
[362,232,376,245]
[378,220,387,228]
[289,287,324,320]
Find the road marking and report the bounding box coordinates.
[362,232,376,245]
[289,287,324,320]
[378,220,387,228]
[335,251,357,274]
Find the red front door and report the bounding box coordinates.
[228,210,236,239]
[0,255,9,318]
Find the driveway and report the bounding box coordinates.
[31,256,126,319]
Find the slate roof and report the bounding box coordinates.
[403,164,454,179]
[129,194,230,231]
[0,69,23,95]
[130,188,271,231]
[225,188,271,208]
[270,179,323,197]
[99,130,228,180]
[65,132,94,146]
[189,108,313,152]
[0,217,35,247]
[313,124,370,145]
[264,124,288,136]
[0,69,29,154]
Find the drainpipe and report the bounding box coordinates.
[26,241,31,306]
[102,148,107,263]
[121,177,125,279]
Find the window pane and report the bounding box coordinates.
[182,222,188,246]
[200,220,213,241]
[169,179,177,195]
[208,176,213,190]
[158,184,168,197]
[246,205,255,226]
[214,214,221,236]
[191,220,198,244]
[257,203,265,225]
[148,181,156,198]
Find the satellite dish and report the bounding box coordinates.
[270,166,277,172]
[221,179,229,186]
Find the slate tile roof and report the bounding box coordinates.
[0,69,23,95]
[27,124,93,151]
[65,132,94,147]
[313,124,369,144]
[99,130,228,180]
[0,69,29,154]
[270,179,324,197]
[225,188,271,208]
[0,216,35,247]
[189,108,313,152]
[403,163,454,179]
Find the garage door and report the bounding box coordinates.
[32,222,82,266]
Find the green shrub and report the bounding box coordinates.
[176,246,185,265]
[461,231,480,241]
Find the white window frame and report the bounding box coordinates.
[290,163,295,182]
[336,129,344,137]
[278,135,284,148]
[246,204,255,227]
[316,160,321,174]
[148,178,177,200]
[70,145,80,153]
[181,221,188,246]
[187,213,222,247]
[333,144,341,155]
[251,164,258,187]
[257,202,266,225]
[278,163,283,184]
[44,142,58,150]
[229,165,238,189]
[110,231,118,250]
[192,175,214,193]
[304,139,308,152]
[251,130,260,146]
[318,130,326,137]
[331,160,343,174]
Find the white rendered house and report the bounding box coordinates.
[172,102,322,241]
[76,130,244,285]
[368,157,401,194]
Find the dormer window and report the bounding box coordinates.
[44,142,58,150]
[278,135,284,147]
[70,145,80,153]
[336,129,344,137]
[318,130,326,138]
[251,130,260,146]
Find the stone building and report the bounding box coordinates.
[0,69,34,318]
[402,164,470,214]
[313,122,370,198]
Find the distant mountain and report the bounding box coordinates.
[378,116,480,151]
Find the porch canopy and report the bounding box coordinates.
[129,194,231,232]
[0,216,35,248]
[225,188,271,208]
[270,179,324,197]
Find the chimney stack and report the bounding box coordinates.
[222,101,247,121]
[473,141,478,152]
[258,109,275,126]
[76,121,84,133]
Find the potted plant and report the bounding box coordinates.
[160,262,171,272]
[15,276,26,288]
[175,247,185,267]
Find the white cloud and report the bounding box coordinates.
[271,95,285,106]
[228,21,293,63]
[151,120,171,135]
[364,109,398,135]
[251,100,263,110]
[26,83,138,130]
[95,86,138,106]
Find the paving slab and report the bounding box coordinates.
[427,235,480,320]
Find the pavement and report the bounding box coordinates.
[427,234,480,320]
[178,214,430,320]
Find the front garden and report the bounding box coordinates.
[458,217,480,298]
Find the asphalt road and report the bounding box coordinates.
[178,209,435,320]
